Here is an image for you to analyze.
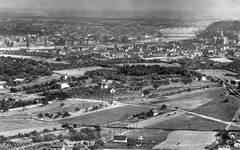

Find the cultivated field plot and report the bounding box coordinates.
[143,56,184,61]
[193,95,240,122]
[150,87,226,110]
[152,131,216,150]
[61,105,152,125]
[0,117,60,136]
[149,114,227,131]
[125,129,171,144]
[210,57,233,63]
[53,66,110,77]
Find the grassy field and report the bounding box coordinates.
[152,131,216,150]
[6,99,101,117]
[150,87,226,110]
[193,95,240,122]
[53,66,110,77]
[149,114,227,131]
[61,105,152,125]
[0,117,61,136]
[125,129,170,143]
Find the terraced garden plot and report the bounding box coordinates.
[61,105,152,125]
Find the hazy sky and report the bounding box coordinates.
[0,0,240,12]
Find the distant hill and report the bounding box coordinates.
[198,20,240,39]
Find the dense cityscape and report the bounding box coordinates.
[1,0,240,150]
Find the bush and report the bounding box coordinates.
[38,113,43,118]
[75,107,80,112]
[43,134,57,141]
[60,103,65,107]
[32,134,43,143]
[94,140,104,149]
[62,111,70,118]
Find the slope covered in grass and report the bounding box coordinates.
[193,95,240,122]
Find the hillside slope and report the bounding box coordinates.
[198,20,240,39]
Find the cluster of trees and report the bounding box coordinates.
[68,128,100,141]
[198,20,240,40]
[0,98,39,111]
[44,86,111,99]
[118,65,191,77]
[0,57,53,85]
[174,57,215,70]
[38,111,70,119]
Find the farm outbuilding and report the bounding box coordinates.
[113,135,128,143]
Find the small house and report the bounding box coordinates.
[149,108,161,116]
[113,135,128,143]
[56,82,70,89]
[201,76,207,81]
[109,88,116,94]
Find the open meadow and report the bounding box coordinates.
[53,66,111,77]
[60,105,152,125]
[193,95,240,122]
[149,114,227,131]
[125,129,171,144]
[152,131,216,150]
[0,117,61,136]
[149,87,226,110]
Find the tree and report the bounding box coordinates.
[60,103,65,107]
[42,100,49,105]
[45,113,49,117]
[231,80,237,86]
[127,138,135,148]
[43,128,49,133]
[38,113,43,118]
[43,134,57,141]
[62,111,70,118]
[94,140,104,149]
[153,83,160,90]
[94,125,101,132]
[142,89,151,96]
[75,107,80,112]
[161,104,167,110]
